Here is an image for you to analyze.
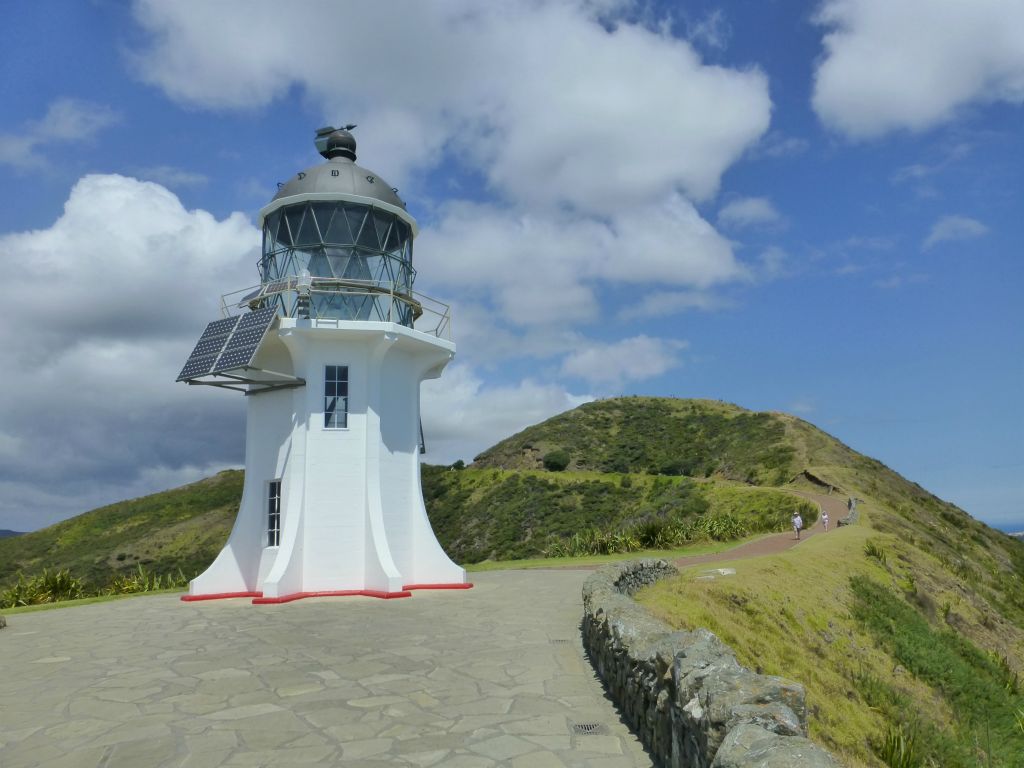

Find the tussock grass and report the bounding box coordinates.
[638,510,1024,767]
[851,574,1024,765]
[464,535,767,572]
[0,470,240,592]
[473,397,798,484]
[423,466,814,563]
[2,587,184,615]
[638,524,944,766]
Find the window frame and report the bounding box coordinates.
[324,364,349,429]
[267,479,281,548]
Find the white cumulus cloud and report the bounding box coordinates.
[421,364,590,464]
[0,99,119,170]
[0,175,257,531]
[560,335,687,387]
[418,196,745,328]
[132,165,209,188]
[617,290,730,321]
[129,0,771,211]
[812,0,1024,138]
[922,214,989,251]
[717,196,782,229]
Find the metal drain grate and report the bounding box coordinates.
[572,722,608,735]
[549,639,571,645]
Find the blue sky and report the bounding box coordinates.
[0,0,1021,533]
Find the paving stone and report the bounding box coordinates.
[180,748,235,767]
[399,748,452,766]
[0,570,651,767]
[340,737,394,759]
[572,733,626,754]
[205,702,284,720]
[106,736,179,768]
[511,752,569,768]
[468,733,538,760]
[524,734,575,750]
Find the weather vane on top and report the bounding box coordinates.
[316,124,357,135]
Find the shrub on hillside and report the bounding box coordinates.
[850,575,1024,766]
[0,569,86,608]
[108,565,189,594]
[542,449,571,472]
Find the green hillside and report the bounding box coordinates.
[2,396,1022,764]
[0,471,241,592]
[423,467,815,563]
[468,397,1024,764]
[473,397,799,483]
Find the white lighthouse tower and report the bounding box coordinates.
[178,126,470,603]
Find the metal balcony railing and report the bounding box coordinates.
[220,277,452,340]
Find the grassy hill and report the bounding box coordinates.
[0,471,241,592]
[474,397,800,484]
[2,396,1022,766]
[467,397,1024,765]
[423,467,815,563]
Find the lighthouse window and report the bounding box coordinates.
[324,365,349,429]
[267,480,281,547]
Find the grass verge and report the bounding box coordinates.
[1,587,185,615]
[464,533,774,571]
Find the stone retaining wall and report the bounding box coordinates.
[838,507,859,527]
[581,559,840,767]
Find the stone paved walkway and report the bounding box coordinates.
[0,570,652,768]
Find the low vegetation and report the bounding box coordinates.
[850,574,1024,766]
[422,466,816,562]
[0,470,241,594]
[1,565,189,609]
[629,400,1024,768]
[3,395,1021,768]
[473,397,798,484]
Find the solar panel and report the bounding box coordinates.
[177,307,278,381]
[199,315,241,340]
[236,306,277,330]
[177,315,242,381]
[178,352,223,380]
[210,306,278,374]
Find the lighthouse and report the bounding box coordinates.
[177,126,470,603]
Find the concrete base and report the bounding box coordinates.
[186,319,469,601]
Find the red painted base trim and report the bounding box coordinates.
[251,589,412,604]
[403,583,474,590]
[180,591,262,602]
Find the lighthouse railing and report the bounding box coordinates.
[220,278,452,340]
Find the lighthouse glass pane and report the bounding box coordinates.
[295,209,320,246]
[262,201,415,323]
[323,209,353,244]
[267,480,281,547]
[324,365,349,429]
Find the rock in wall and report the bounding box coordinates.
[581,559,840,767]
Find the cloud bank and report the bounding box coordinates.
[0,175,256,530]
[813,0,1024,138]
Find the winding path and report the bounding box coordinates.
[0,492,852,767]
[670,490,850,569]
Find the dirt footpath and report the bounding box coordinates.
[671,490,850,568]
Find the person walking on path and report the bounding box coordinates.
[821,511,829,532]
[792,512,804,540]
